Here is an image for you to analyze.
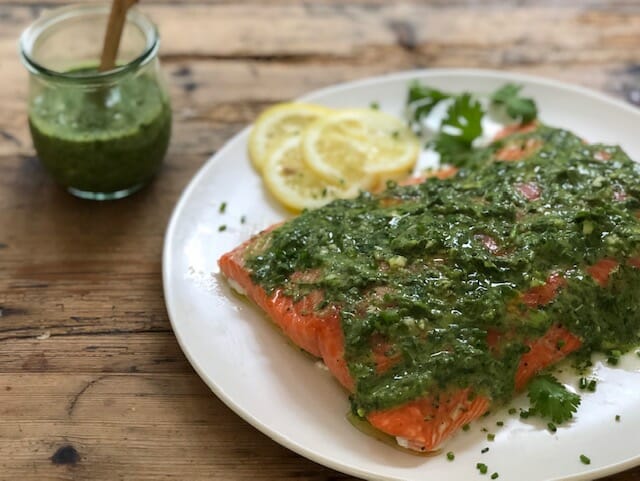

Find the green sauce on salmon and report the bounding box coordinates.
[244,125,640,413]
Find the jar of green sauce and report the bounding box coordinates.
[19,4,171,200]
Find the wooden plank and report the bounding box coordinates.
[2,0,640,8]
[4,3,640,59]
[0,373,356,481]
[0,334,190,373]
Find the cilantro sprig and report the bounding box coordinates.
[490,83,538,123]
[437,93,484,146]
[526,374,581,424]
[406,81,450,129]
[431,93,485,166]
[406,80,539,168]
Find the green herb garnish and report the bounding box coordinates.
[433,93,483,146]
[447,451,455,461]
[580,454,591,465]
[477,463,488,474]
[607,349,622,365]
[490,83,537,123]
[579,377,597,392]
[406,81,450,128]
[527,374,581,424]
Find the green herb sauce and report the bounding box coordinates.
[29,69,171,194]
[245,125,640,414]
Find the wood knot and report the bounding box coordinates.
[388,20,417,51]
[51,445,80,466]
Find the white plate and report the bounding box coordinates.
[163,69,640,481]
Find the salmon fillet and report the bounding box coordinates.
[219,238,597,451]
[219,124,640,452]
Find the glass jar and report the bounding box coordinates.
[19,4,172,200]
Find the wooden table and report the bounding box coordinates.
[1,1,640,479]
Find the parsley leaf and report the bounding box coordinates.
[406,81,450,128]
[490,83,538,123]
[527,374,581,424]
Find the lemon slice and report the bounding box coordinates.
[262,137,363,212]
[301,109,420,186]
[249,103,333,172]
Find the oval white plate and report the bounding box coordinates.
[163,69,640,481]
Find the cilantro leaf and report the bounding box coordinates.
[432,133,470,162]
[406,81,450,127]
[440,93,484,144]
[491,83,538,123]
[432,137,494,168]
[430,93,485,167]
[527,374,581,424]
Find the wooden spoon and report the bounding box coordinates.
[99,0,140,71]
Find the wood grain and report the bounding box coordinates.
[2,0,640,479]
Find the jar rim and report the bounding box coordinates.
[19,3,159,82]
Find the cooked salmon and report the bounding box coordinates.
[219,239,592,451]
[219,124,640,452]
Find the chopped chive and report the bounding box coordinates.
[481,427,488,432]
[491,474,499,480]
[487,433,495,441]
[240,215,246,224]
[508,408,517,415]
[481,447,489,454]
[476,463,488,474]
[580,377,597,391]
[547,422,557,433]
[219,202,227,214]
[218,225,227,232]
[391,130,400,139]
[496,421,504,427]
[519,409,530,419]
[580,454,591,465]
[462,423,470,432]
[446,451,455,461]
[607,349,622,365]
[615,414,621,422]
[370,101,380,110]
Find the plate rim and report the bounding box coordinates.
[162,67,640,481]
